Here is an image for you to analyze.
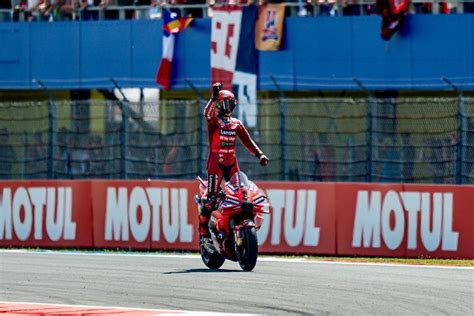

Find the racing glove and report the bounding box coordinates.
[211,82,223,100]
[259,154,269,166]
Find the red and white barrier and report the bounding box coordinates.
[1,180,473,258]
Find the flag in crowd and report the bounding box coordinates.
[211,5,259,127]
[156,10,193,90]
[375,0,410,40]
[255,4,285,51]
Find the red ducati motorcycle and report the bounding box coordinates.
[195,172,270,271]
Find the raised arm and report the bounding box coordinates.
[203,99,216,121]
[203,82,223,121]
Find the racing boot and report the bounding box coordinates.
[198,214,211,238]
[198,199,213,238]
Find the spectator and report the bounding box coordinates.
[78,0,102,20]
[0,0,12,21]
[302,133,320,181]
[13,0,28,21]
[465,1,474,13]
[127,130,148,177]
[313,0,337,16]
[13,0,52,21]
[49,0,77,21]
[89,134,106,177]
[134,0,151,19]
[401,132,415,182]
[27,0,52,21]
[69,136,90,178]
[414,2,450,14]
[184,0,206,18]
[426,138,445,184]
[381,135,401,183]
[148,0,160,19]
[27,131,48,179]
[442,133,458,183]
[342,135,356,181]
[102,0,134,20]
[317,132,336,181]
[343,0,362,16]
[162,133,182,177]
[465,118,474,181]
[162,134,192,178]
[0,128,17,179]
[57,127,71,178]
[162,142,177,176]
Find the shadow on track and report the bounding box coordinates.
[162,268,243,274]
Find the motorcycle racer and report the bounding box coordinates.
[198,82,269,240]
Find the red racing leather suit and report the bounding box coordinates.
[203,99,263,195]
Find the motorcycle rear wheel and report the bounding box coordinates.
[237,226,258,272]
[200,241,225,269]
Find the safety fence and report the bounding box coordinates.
[0,94,473,184]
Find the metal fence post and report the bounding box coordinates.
[458,92,467,184]
[110,79,129,179]
[443,77,465,184]
[36,80,56,179]
[120,99,129,179]
[353,78,373,182]
[367,96,374,183]
[198,100,204,177]
[185,79,207,178]
[22,131,28,178]
[270,75,288,181]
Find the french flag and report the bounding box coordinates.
[156,10,192,90]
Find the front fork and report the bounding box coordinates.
[232,219,256,247]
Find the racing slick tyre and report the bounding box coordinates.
[237,226,258,272]
[200,239,225,269]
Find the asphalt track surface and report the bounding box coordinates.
[0,251,473,315]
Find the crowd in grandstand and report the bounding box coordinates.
[1,0,473,22]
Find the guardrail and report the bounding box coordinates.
[1,0,473,22]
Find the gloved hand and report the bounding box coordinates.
[203,194,218,211]
[212,82,222,100]
[259,154,269,166]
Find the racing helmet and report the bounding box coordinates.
[216,90,237,116]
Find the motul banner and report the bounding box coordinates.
[257,182,336,255]
[1,180,472,259]
[91,180,198,251]
[336,183,474,258]
[0,181,93,248]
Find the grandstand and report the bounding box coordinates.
[0,1,473,184]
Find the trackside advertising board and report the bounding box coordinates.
[336,183,474,259]
[0,181,93,248]
[91,180,198,251]
[0,180,472,258]
[256,182,336,255]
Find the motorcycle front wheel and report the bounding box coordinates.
[237,226,258,272]
[200,240,225,269]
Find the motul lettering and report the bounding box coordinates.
[0,187,76,241]
[352,190,459,251]
[105,187,192,243]
[258,189,320,247]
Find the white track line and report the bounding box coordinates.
[0,301,253,315]
[0,249,472,270]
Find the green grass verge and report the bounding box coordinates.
[289,255,474,266]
